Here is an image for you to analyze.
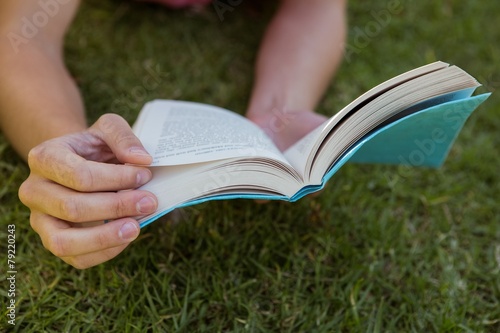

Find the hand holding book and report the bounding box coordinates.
[18,114,158,268]
[133,62,490,227]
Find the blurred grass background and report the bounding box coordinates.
[1,0,499,331]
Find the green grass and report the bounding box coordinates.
[1,0,500,331]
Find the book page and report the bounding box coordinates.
[133,100,289,166]
[283,124,325,179]
[284,61,452,179]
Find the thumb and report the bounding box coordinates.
[91,113,153,165]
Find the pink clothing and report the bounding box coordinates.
[141,0,212,8]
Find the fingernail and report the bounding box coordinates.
[119,222,139,240]
[137,169,152,186]
[136,196,157,214]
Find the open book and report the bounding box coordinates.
[133,61,490,227]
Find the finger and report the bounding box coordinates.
[62,243,131,269]
[25,179,157,222]
[27,147,153,192]
[32,212,141,257]
[29,210,69,236]
[91,113,153,166]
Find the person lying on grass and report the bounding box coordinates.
[0,0,346,269]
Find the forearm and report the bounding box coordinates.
[247,0,347,118]
[0,45,86,159]
[0,0,85,160]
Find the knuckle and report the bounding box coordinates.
[29,213,36,229]
[18,180,34,206]
[99,113,121,123]
[114,195,130,218]
[96,230,110,249]
[27,144,47,169]
[67,258,91,270]
[29,213,40,233]
[115,132,139,148]
[69,164,94,192]
[58,197,84,222]
[118,170,134,188]
[96,113,122,134]
[45,234,68,258]
[110,167,138,189]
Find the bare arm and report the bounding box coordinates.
[0,0,86,158]
[1,1,158,269]
[246,0,347,151]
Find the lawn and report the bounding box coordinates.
[1,0,499,331]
